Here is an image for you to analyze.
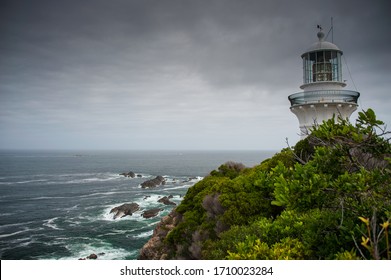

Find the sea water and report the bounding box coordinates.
[0,150,275,260]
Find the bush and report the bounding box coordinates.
[158,109,391,260]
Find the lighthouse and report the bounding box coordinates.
[288,27,360,137]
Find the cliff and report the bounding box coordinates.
[139,209,182,259]
[139,109,391,260]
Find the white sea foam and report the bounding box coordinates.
[0,212,14,216]
[132,230,153,239]
[164,184,192,190]
[65,174,121,185]
[0,228,34,239]
[28,196,68,200]
[78,191,129,199]
[0,179,48,185]
[43,217,62,230]
[59,240,132,260]
[97,229,135,238]
[0,221,33,230]
[61,204,79,212]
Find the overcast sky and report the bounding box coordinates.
[0,0,390,150]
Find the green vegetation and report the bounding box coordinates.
[163,109,391,259]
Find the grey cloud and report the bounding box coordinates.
[0,0,390,150]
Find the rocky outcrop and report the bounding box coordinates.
[138,209,183,260]
[158,196,176,206]
[142,208,163,219]
[110,203,140,219]
[79,252,105,260]
[141,176,166,188]
[87,253,98,259]
[120,171,136,178]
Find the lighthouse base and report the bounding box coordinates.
[290,102,358,138]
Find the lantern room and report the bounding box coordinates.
[300,31,345,89]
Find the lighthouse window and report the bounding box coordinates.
[303,53,316,84]
[325,51,332,61]
[302,50,342,84]
[312,50,332,82]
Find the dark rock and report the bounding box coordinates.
[110,203,140,219]
[142,208,163,219]
[120,171,136,178]
[137,174,142,178]
[143,195,151,200]
[158,196,176,206]
[87,253,98,259]
[141,176,166,188]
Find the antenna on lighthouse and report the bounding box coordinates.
[331,17,334,43]
[325,17,334,43]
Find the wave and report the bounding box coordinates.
[163,184,192,190]
[0,172,123,186]
[0,228,36,239]
[0,173,202,188]
[0,179,48,185]
[0,221,34,230]
[61,205,79,212]
[78,191,130,199]
[96,229,135,238]
[43,217,62,230]
[28,196,69,200]
[132,230,153,239]
[0,212,19,217]
[58,239,132,260]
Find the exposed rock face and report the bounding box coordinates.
[120,171,136,178]
[110,203,140,219]
[141,176,166,188]
[138,209,183,260]
[158,196,176,206]
[142,208,163,219]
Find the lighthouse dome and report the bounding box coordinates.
[302,31,342,56]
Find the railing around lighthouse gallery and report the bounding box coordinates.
[288,90,360,107]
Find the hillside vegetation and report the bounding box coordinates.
[142,109,391,260]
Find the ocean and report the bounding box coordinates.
[0,150,275,260]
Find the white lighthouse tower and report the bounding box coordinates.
[288,27,360,137]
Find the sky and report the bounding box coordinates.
[0,0,390,150]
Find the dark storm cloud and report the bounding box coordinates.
[0,0,390,149]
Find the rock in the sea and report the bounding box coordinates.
[110,203,140,219]
[120,171,136,178]
[87,253,98,259]
[157,196,176,206]
[142,208,163,219]
[141,176,166,188]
